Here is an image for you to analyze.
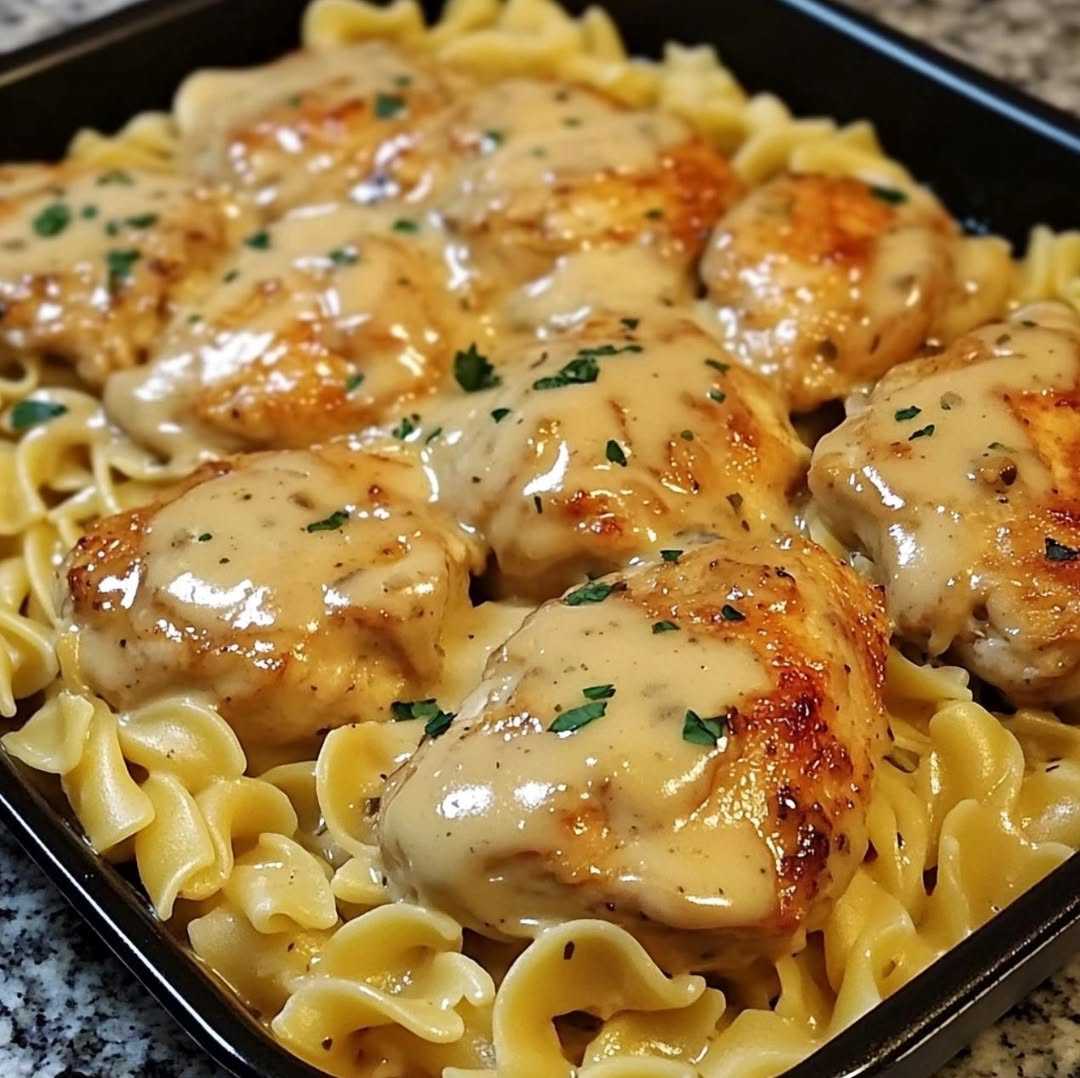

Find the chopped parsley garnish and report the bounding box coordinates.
[869,184,908,205]
[106,248,141,288]
[244,230,271,250]
[197,532,212,542]
[582,684,615,701]
[329,246,359,266]
[374,92,407,119]
[305,509,349,533]
[605,439,628,466]
[620,317,640,330]
[125,213,158,229]
[392,414,419,440]
[563,116,583,128]
[533,495,543,514]
[533,355,599,391]
[425,426,443,444]
[345,373,365,393]
[644,207,664,220]
[10,399,67,431]
[987,441,1010,451]
[454,343,500,392]
[682,709,728,747]
[894,405,921,422]
[32,202,71,237]
[908,424,935,441]
[392,218,419,234]
[223,269,240,283]
[652,620,679,634]
[1045,537,1080,562]
[550,700,607,733]
[97,169,133,186]
[708,388,726,403]
[491,407,511,423]
[482,129,505,148]
[286,94,303,107]
[720,603,745,622]
[705,358,730,373]
[394,74,412,88]
[680,429,694,441]
[564,580,622,606]
[80,205,98,220]
[660,549,682,563]
[391,698,455,738]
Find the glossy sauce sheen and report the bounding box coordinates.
[44,37,1022,966]
[810,303,1080,705]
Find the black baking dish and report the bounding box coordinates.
[2,2,1080,1075]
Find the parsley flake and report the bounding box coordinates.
[550,700,607,733]
[392,414,419,440]
[682,709,728,747]
[533,355,599,391]
[482,129,505,148]
[705,358,730,373]
[125,213,158,229]
[606,439,628,466]
[424,710,455,738]
[894,405,921,422]
[197,532,212,542]
[645,207,664,220]
[244,230,271,250]
[223,269,241,283]
[329,246,358,266]
[709,388,726,403]
[652,619,679,634]
[454,343,500,393]
[491,407,511,423]
[564,580,622,606]
[869,184,908,204]
[680,429,694,441]
[908,424,935,441]
[660,549,682,563]
[425,426,443,444]
[106,248,140,288]
[392,218,419,234]
[1045,537,1080,562]
[391,698,455,737]
[374,92,407,119]
[32,202,71,238]
[620,317,640,330]
[10,400,67,431]
[306,509,349,533]
[720,603,745,622]
[80,205,98,219]
[345,373,365,393]
[582,684,615,701]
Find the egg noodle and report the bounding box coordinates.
[1,1,1079,1075]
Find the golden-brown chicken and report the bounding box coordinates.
[378,536,889,972]
[809,302,1080,707]
[61,443,485,750]
[428,78,743,293]
[0,165,236,385]
[176,42,467,212]
[422,314,809,597]
[104,201,476,465]
[699,173,1014,412]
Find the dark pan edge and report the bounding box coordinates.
[0,751,326,1078]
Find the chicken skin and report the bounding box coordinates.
[61,443,484,749]
[423,314,809,597]
[699,173,1014,412]
[378,536,889,972]
[104,201,474,466]
[176,42,467,212]
[0,165,235,385]
[809,302,1080,707]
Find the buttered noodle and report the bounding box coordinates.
[1,2,1079,1076]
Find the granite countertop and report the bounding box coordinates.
[1,1,1079,1076]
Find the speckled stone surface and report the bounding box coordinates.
[0,2,1079,1077]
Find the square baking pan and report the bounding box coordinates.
[2,1,1080,1075]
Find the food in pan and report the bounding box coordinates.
[2,1,1079,1075]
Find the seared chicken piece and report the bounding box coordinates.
[378,537,889,972]
[62,443,484,748]
[176,42,468,212]
[429,78,743,296]
[105,201,475,466]
[809,303,1080,707]
[700,173,1014,412]
[423,315,808,597]
[0,165,235,384]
